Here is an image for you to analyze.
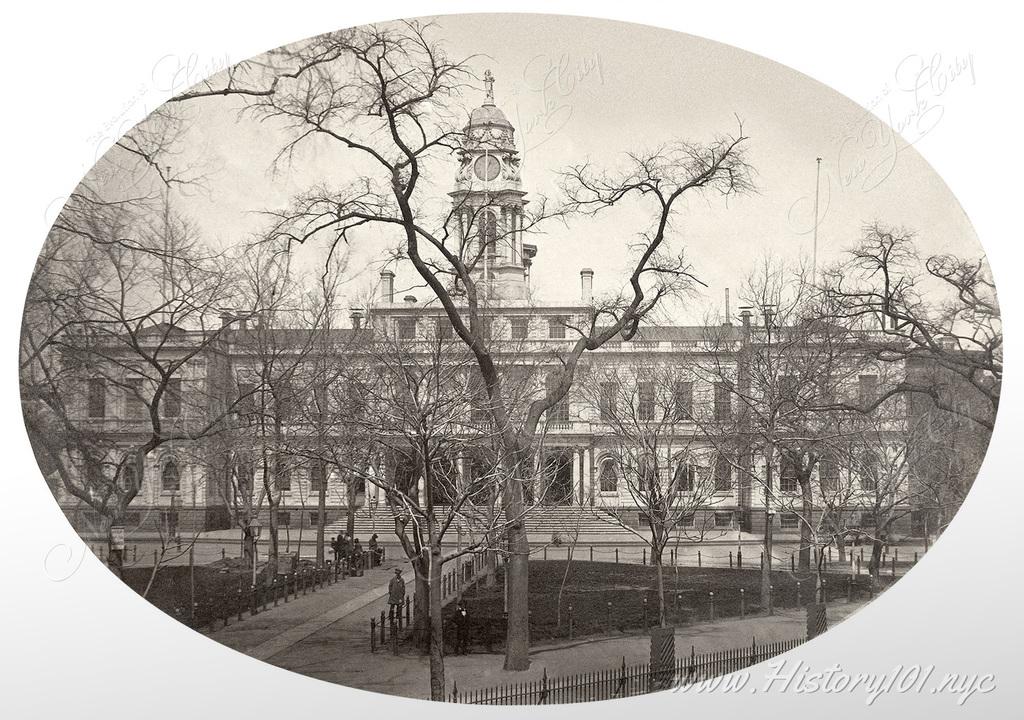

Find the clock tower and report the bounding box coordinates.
[450,70,535,302]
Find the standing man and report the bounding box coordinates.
[388,567,406,620]
[454,597,470,654]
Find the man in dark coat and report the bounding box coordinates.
[453,598,470,654]
[388,568,406,615]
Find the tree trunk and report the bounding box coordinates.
[799,478,813,571]
[346,480,356,539]
[316,484,326,567]
[761,510,773,608]
[413,555,430,650]
[869,536,883,577]
[243,524,256,574]
[503,480,531,671]
[655,555,666,627]
[836,529,847,563]
[267,499,280,578]
[428,549,446,701]
[107,510,124,580]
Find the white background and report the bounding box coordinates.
[1,1,1020,716]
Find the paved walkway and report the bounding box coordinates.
[207,556,413,660]
[252,588,865,699]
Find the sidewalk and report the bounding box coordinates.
[260,595,865,699]
[207,556,413,660]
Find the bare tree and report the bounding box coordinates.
[172,21,753,670]
[820,223,1000,431]
[21,200,236,578]
[580,359,722,625]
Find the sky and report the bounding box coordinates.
[150,13,982,325]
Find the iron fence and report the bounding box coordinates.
[449,636,805,704]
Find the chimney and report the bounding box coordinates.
[403,294,417,304]
[219,311,235,329]
[739,306,753,329]
[380,270,395,304]
[350,307,364,331]
[580,268,594,304]
[724,287,732,326]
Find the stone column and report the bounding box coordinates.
[582,447,594,507]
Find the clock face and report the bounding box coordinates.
[474,154,500,182]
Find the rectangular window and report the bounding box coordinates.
[277,511,291,527]
[674,463,695,492]
[818,454,839,492]
[714,453,732,491]
[599,382,617,421]
[546,375,570,423]
[859,451,878,491]
[310,463,326,493]
[124,378,146,419]
[681,513,696,528]
[780,375,799,404]
[435,317,453,340]
[714,511,733,528]
[274,378,294,421]
[397,316,417,340]
[309,511,319,527]
[714,381,732,422]
[237,382,257,419]
[548,316,567,340]
[276,459,291,492]
[481,316,493,342]
[672,381,693,421]
[780,456,799,493]
[780,513,800,530]
[638,381,655,422]
[510,316,529,340]
[858,374,878,406]
[163,379,182,418]
[87,378,106,418]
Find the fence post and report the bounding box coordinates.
[729,551,733,569]
[796,581,801,607]
[749,636,757,666]
[590,545,593,562]
[370,618,376,652]
[709,592,715,621]
[615,548,619,563]
[568,604,574,640]
[846,576,852,603]
[737,547,742,568]
[607,600,612,630]
[544,546,547,561]
[451,680,458,704]
[821,578,828,605]
[380,611,386,645]
[405,596,411,626]
[697,550,701,568]
[643,548,646,565]
[642,597,648,628]
[891,556,896,576]
[790,553,795,572]
[760,552,764,570]
[739,588,746,618]
[768,584,774,616]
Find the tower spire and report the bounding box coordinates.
[483,69,495,104]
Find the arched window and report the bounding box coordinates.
[120,460,139,492]
[161,460,180,492]
[477,210,498,259]
[598,459,618,492]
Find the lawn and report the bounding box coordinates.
[120,556,322,628]
[446,560,886,647]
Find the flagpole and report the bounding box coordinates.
[812,157,821,285]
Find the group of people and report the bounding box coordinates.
[329,533,384,570]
